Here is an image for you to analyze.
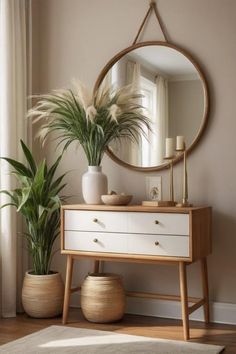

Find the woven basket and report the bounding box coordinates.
[81,273,126,323]
[22,271,64,318]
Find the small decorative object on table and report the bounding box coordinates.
[176,136,192,207]
[81,273,125,323]
[142,176,163,207]
[145,176,162,201]
[102,191,132,206]
[142,138,177,207]
[28,82,150,205]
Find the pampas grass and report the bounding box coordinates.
[28,82,151,166]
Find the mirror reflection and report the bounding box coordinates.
[100,45,205,168]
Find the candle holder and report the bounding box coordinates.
[176,145,192,208]
[162,156,177,207]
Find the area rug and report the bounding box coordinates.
[0,325,224,353]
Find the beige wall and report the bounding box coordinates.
[32,0,236,305]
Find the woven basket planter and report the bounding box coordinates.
[81,273,126,323]
[22,271,64,318]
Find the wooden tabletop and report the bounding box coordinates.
[61,204,210,213]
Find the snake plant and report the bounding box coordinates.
[28,82,151,166]
[0,140,66,275]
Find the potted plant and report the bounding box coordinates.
[28,83,150,204]
[1,140,66,318]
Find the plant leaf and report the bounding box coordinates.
[17,187,31,212]
[1,157,33,178]
[20,140,37,176]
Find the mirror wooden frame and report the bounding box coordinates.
[94,41,209,172]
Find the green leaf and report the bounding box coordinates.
[0,189,20,206]
[38,204,46,218]
[17,186,31,212]
[20,140,37,176]
[52,183,67,196]
[1,157,33,178]
[47,155,62,184]
[0,203,17,209]
[50,173,66,191]
[0,190,14,198]
[34,159,46,188]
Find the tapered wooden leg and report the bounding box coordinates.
[93,260,100,273]
[62,255,74,325]
[179,262,190,340]
[201,257,210,323]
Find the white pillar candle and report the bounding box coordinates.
[165,138,174,158]
[176,135,185,150]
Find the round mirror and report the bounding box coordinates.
[94,41,209,171]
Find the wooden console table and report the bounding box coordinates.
[61,204,212,340]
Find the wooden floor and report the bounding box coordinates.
[0,308,236,353]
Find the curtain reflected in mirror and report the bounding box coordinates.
[102,45,205,169]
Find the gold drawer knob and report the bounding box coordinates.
[93,218,98,223]
[93,238,98,243]
[154,220,159,224]
[155,241,159,246]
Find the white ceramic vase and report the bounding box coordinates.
[82,166,108,204]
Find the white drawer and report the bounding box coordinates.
[64,231,189,258]
[127,234,189,257]
[64,231,127,253]
[127,212,189,235]
[64,210,128,233]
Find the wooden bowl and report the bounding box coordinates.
[101,194,133,206]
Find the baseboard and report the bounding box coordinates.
[125,297,236,325]
[71,292,236,325]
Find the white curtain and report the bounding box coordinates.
[111,61,142,164]
[126,60,140,90]
[0,0,28,317]
[151,76,169,165]
[125,61,141,165]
